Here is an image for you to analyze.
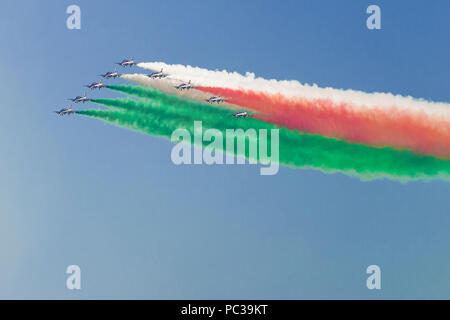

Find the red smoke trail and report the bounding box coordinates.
[197,86,450,159]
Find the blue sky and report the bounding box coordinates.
[0,0,449,299]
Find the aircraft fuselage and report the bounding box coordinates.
[233,112,249,118]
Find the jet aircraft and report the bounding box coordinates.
[205,94,225,104]
[54,105,75,116]
[99,69,120,79]
[174,80,194,91]
[147,68,167,79]
[116,57,136,67]
[232,111,249,118]
[69,92,90,103]
[85,80,106,90]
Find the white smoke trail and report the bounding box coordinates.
[137,62,450,119]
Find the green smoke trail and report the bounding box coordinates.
[78,95,450,181]
[105,84,238,115]
[107,84,181,103]
[78,104,266,164]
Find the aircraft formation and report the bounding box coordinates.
[55,58,248,118]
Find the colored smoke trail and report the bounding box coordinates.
[79,94,450,182]
[120,74,212,102]
[196,86,450,159]
[99,85,237,119]
[137,62,450,120]
[106,84,223,111]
